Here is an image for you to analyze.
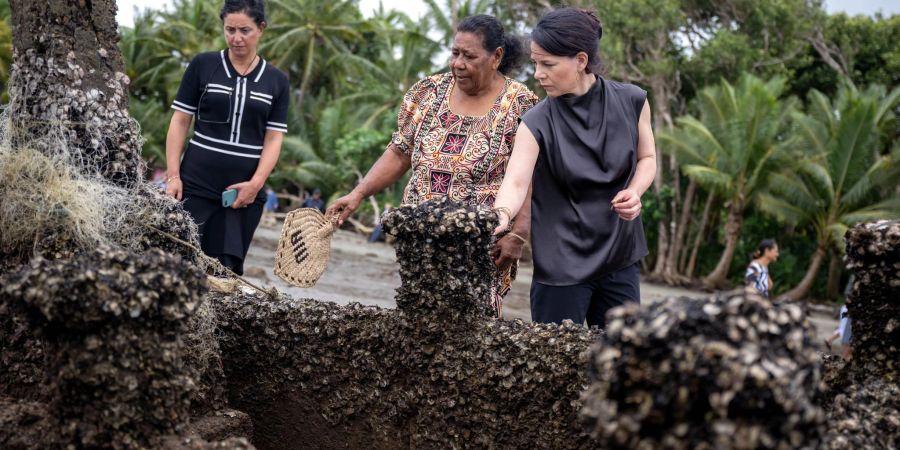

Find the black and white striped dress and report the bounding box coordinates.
[171,49,289,274]
[745,261,770,298]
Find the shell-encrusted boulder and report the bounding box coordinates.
[382,196,498,323]
[843,220,899,381]
[581,292,825,449]
[215,198,601,449]
[0,246,207,448]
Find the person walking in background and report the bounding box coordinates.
[326,15,540,317]
[264,186,278,213]
[301,188,326,213]
[825,304,852,360]
[368,203,393,243]
[745,239,779,298]
[491,7,657,329]
[164,0,289,276]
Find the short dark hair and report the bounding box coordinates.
[220,0,267,27]
[457,15,524,75]
[531,7,603,74]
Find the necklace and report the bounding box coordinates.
[232,53,258,77]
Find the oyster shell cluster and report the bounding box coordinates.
[8,44,144,187]
[580,292,825,449]
[0,245,210,448]
[818,220,899,449]
[382,196,498,321]
[842,220,898,380]
[214,199,600,448]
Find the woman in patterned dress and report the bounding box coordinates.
[327,15,539,317]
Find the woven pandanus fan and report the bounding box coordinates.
[274,208,335,287]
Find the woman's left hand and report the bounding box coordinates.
[492,234,524,272]
[227,180,263,209]
[612,188,642,221]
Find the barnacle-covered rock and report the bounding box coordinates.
[821,378,899,449]
[843,220,899,381]
[382,195,498,322]
[581,292,825,449]
[0,397,52,450]
[818,220,900,448]
[215,199,600,449]
[0,245,207,448]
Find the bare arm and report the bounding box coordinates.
[228,129,284,208]
[612,100,657,220]
[164,111,194,200]
[511,183,532,237]
[327,147,412,224]
[491,122,540,233]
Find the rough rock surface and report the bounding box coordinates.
[818,220,900,449]
[0,246,207,448]
[215,198,600,449]
[581,292,825,449]
[843,220,898,381]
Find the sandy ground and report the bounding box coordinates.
[243,220,840,346]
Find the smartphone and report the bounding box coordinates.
[222,189,238,207]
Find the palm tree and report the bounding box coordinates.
[264,0,362,111]
[337,9,440,127]
[121,0,223,106]
[758,83,900,300]
[662,74,798,288]
[423,0,490,47]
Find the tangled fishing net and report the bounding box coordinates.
[0,75,242,446]
[0,102,204,268]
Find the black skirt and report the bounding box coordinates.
[182,192,263,275]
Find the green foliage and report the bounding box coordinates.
[662,74,798,209]
[0,2,12,101]
[335,128,391,180]
[759,82,900,251]
[1,0,897,288]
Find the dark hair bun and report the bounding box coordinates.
[531,7,603,74]
[457,14,524,75]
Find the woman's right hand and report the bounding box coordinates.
[165,177,183,200]
[326,191,363,226]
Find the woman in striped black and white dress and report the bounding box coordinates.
[745,239,779,298]
[164,0,289,275]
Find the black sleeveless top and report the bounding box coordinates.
[521,77,648,285]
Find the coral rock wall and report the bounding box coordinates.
[0,246,207,448]
[581,293,825,449]
[214,198,600,449]
[843,220,898,380]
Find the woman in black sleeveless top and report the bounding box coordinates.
[492,8,657,328]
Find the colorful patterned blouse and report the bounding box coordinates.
[389,73,539,207]
[387,72,539,316]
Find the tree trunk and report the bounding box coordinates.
[9,0,142,187]
[702,199,743,289]
[356,170,381,225]
[450,0,459,32]
[295,34,317,113]
[825,250,843,300]
[779,244,827,301]
[685,191,714,277]
[664,178,696,281]
[649,75,673,276]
